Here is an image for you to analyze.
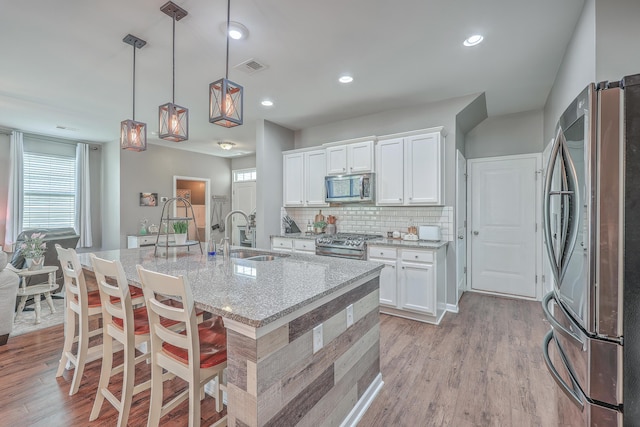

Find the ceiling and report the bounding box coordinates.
[0,0,585,158]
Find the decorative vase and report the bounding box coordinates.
[174,233,187,245]
[26,256,43,271]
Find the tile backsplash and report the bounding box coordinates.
[286,206,454,241]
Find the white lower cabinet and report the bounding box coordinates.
[271,237,316,254]
[368,245,446,324]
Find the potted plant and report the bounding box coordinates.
[173,221,188,245]
[313,221,327,234]
[19,232,47,270]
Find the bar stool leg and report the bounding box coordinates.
[57,306,76,377]
[118,342,136,427]
[147,360,164,427]
[69,307,90,395]
[90,332,113,422]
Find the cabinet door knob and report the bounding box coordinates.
[415,255,419,259]
[391,265,396,269]
[402,266,405,269]
[343,168,346,171]
[409,197,413,200]
[398,198,402,201]
[473,231,479,235]
[458,235,464,240]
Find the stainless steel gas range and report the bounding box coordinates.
[315,233,383,260]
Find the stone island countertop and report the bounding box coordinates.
[77,247,383,328]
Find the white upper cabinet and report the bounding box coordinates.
[283,149,328,207]
[376,138,404,205]
[283,152,304,206]
[326,140,374,175]
[404,133,442,205]
[376,128,444,206]
[304,150,328,206]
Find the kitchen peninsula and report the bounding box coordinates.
[77,247,383,427]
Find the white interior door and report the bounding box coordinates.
[456,150,467,302]
[541,139,555,295]
[469,154,538,298]
[232,180,256,245]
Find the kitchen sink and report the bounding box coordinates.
[229,250,289,261]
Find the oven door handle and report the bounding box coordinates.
[542,291,585,349]
[542,330,585,410]
[315,247,365,260]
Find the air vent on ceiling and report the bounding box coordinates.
[234,58,269,75]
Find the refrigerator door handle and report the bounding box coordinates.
[558,136,581,284]
[543,128,563,284]
[542,292,585,349]
[542,330,585,410]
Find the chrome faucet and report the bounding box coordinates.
[222,210,250,260]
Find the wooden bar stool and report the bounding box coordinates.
[88,254,175,426]
[136,265,227,427]
[55,245,145,396]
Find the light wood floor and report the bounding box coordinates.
[0,292,557,426]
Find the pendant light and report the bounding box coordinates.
[209,0,243,127]
[159,1,189,142]
[121,34,147,152]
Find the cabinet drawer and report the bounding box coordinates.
[293,239,315,251]
[401,249,433,263]
[139,235,157,246]
[272,237,293,249]
[368,246,397,260]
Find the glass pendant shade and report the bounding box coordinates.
[209,77,243,127]
[159,102,188,142]
[120,119,147,151]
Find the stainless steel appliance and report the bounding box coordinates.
[315,233,382,260]
[325,173,374,204]
[541,74,640,425]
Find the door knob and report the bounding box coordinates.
[473,231,479,235]
[458,235,464,239]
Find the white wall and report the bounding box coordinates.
[0,133,10,246]
[102,139,121,250]
[595,0,640,82]
[255,120,295,248]
[465,110,544,159]
[544,0,596,141]
[118,143,231,249]
[231,154,256,170]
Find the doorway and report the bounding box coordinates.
[468,154,541,299]
[456,150,467,303]
[173,176,210,244]
[231,168,256,246]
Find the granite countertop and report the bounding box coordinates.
[274,233,448,249]
[272,233,321,240]
[368,238,449,249]
[77,247,382,329]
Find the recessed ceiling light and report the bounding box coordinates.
[222,21,249,40]
[463,34,484,47]
[339,75,353,84]
[261,100,274,107]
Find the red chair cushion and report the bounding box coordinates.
[74,285,144,308]
[112,306,180,335]
[162,317,227,368]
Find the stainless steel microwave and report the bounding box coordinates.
[325,173,375,204]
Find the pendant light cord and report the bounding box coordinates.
[225,0,230,79]
[132,44,136,121]
[172,13,176,103]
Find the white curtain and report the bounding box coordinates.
[4,131,24,251]
[75,143,93,247]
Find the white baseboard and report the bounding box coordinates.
[340,373,384,427]
[446,303,459,313]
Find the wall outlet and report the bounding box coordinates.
[160,196,168,203]
[346,304,354,327]
[313,324,323,354]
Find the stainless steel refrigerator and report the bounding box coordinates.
[542,73,640,425]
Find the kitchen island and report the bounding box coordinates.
[77,247,384,427]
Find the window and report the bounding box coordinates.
[233,168,256,182]
[22,151,77,229]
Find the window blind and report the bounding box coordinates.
[23,151,77,229]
